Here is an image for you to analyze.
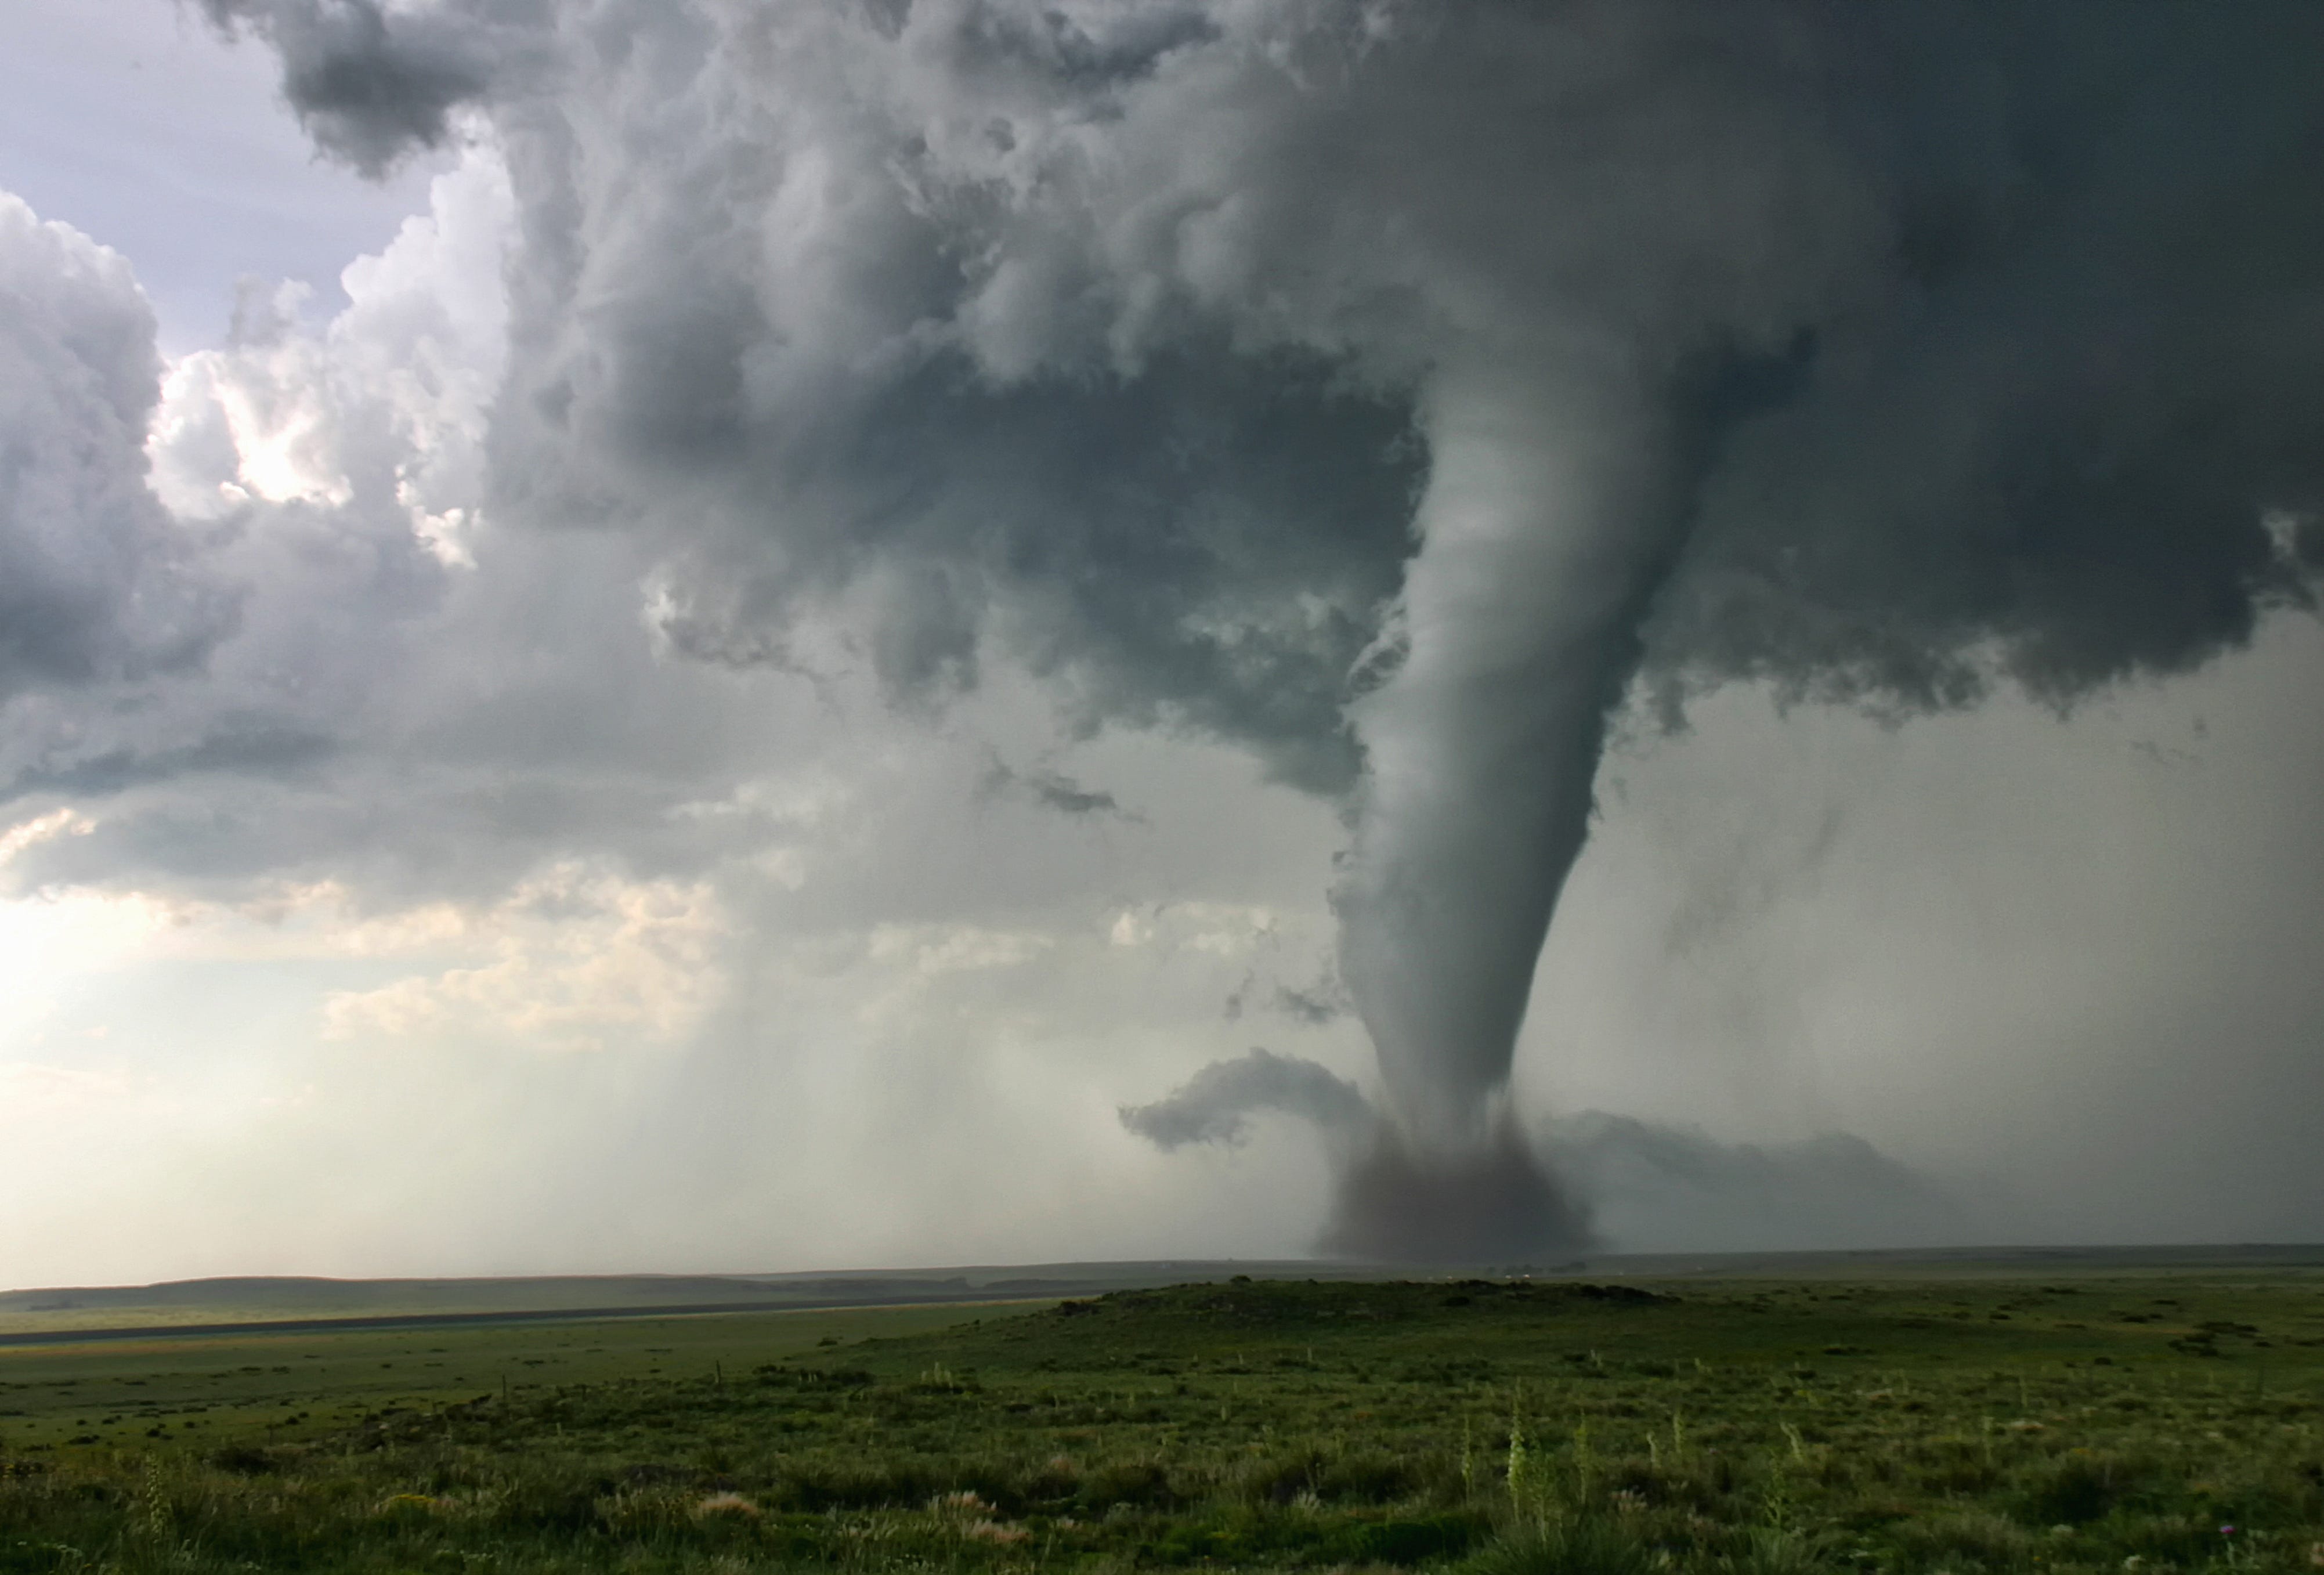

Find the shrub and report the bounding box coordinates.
[1461,1517,1657,1575]
[1080,1458,1176,1510]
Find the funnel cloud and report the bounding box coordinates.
[196,0,2324,1258]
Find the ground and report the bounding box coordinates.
[3,1269,2322,1572]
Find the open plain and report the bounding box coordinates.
[3,1257,2323,1572]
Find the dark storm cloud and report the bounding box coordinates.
[194,0,524,176]
[623,352,1420,795]
[216,0,2324,1251]
[207,4,2324,735]
[1642,7,2324,718]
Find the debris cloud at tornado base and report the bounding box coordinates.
[207,0,2324,1258]
[1121,1047,1586,1264]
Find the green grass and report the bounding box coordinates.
[4,1273,2324,1572]
[0,1303,1017,1450]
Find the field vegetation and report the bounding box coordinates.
[3,1274,2323,1573]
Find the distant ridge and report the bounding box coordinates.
[0,1262,1361,1342]
[6,1246,2322,1345]
[0,1263,1332,1317]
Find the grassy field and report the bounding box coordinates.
[3,1272,2323,1572]
[0,1303,1020,1450]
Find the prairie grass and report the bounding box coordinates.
[2,1274,2322,1570]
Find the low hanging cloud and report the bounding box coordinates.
[1548,1114,1976,1256]
[1119,1046,1372,1153]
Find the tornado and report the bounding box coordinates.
[1125,346,1688,1262]
[1340,351,1670,1155]
[1315,343,1688,1259]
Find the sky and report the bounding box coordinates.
[3,0,2322,1289]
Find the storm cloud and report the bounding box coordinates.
[122,0,2324,1259]
[196,0,522,176]
[0,193,232,702]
